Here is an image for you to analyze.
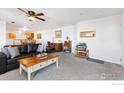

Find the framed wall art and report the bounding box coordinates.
[55,30,62,38]
[8,33,16,39]
[25,32,34,39]
[37,33,42,39]
[80,31,96,38]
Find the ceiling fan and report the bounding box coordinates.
[17,8,45,21]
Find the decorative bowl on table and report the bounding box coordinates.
[36,53,48,59]
[36,54,41,57]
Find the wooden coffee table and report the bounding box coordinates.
[18,54,59,80]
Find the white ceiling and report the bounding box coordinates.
[0,8,122,32]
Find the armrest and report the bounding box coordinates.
[0,52,7,74]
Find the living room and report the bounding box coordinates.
[0,8,124,80]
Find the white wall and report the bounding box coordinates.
[40,25,74,42]
[76,15,121,64]
[39,29,54,42]
[0,21,6,50]
[40,25,75,45]
[120,12,124,67]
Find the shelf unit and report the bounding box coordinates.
[74,47,89,58]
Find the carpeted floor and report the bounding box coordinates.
[0,52,124,80]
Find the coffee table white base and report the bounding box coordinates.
[20,58,58,80]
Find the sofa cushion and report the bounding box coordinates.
[30,52,40,56]
[7,54,30,65]
[7,52,40,65]
[32,44,38,52]
[7,63,19,71]
[16,54,32,59]
[27,44,39,53]
[1,47,10,59]
[37,45,43,52]
[18,45,28,54]
[7,46,20,58]
[7,58,18,65]
[27,44,33,53]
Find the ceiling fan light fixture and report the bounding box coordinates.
[17,8,45,21]
[28,16,35,21]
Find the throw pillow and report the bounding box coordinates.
[37,45,43,52]
[27,45,33,53]
[1,47,10,58]
[18,45,28,54]
[32,44,38,52]
[7,46,20,58]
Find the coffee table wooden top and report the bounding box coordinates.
[18,54,59,67]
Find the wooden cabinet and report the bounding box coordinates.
[54,43,63,51]
[63,41,72,52]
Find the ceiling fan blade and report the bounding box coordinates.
[35,17,45,21]
[17,8,28,15]
[35,13,44,16]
